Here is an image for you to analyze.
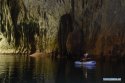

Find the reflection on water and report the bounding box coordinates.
[0,55,124,83]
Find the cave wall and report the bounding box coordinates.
[0,0,125,59]
[73,0,125,59]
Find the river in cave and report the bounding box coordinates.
[0,54,124,83]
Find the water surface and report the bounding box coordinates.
[0,55,124,83]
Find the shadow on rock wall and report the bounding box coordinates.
[58,13,84,59]
[58,14,73,57]
[17,21,40,54]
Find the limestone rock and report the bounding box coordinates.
[0,0,125,59]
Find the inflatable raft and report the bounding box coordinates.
[74,61,96,66]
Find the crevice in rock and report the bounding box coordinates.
[71,0,74,18]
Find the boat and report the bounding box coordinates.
[75,63,96,69]
[74,61,96,66]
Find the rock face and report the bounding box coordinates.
[0,0,125,59]
[0,0,72,54]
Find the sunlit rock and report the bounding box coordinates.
[29,51,46,58]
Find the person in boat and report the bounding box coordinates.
[81,53,91,61]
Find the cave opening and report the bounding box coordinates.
[58,14,73,57]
